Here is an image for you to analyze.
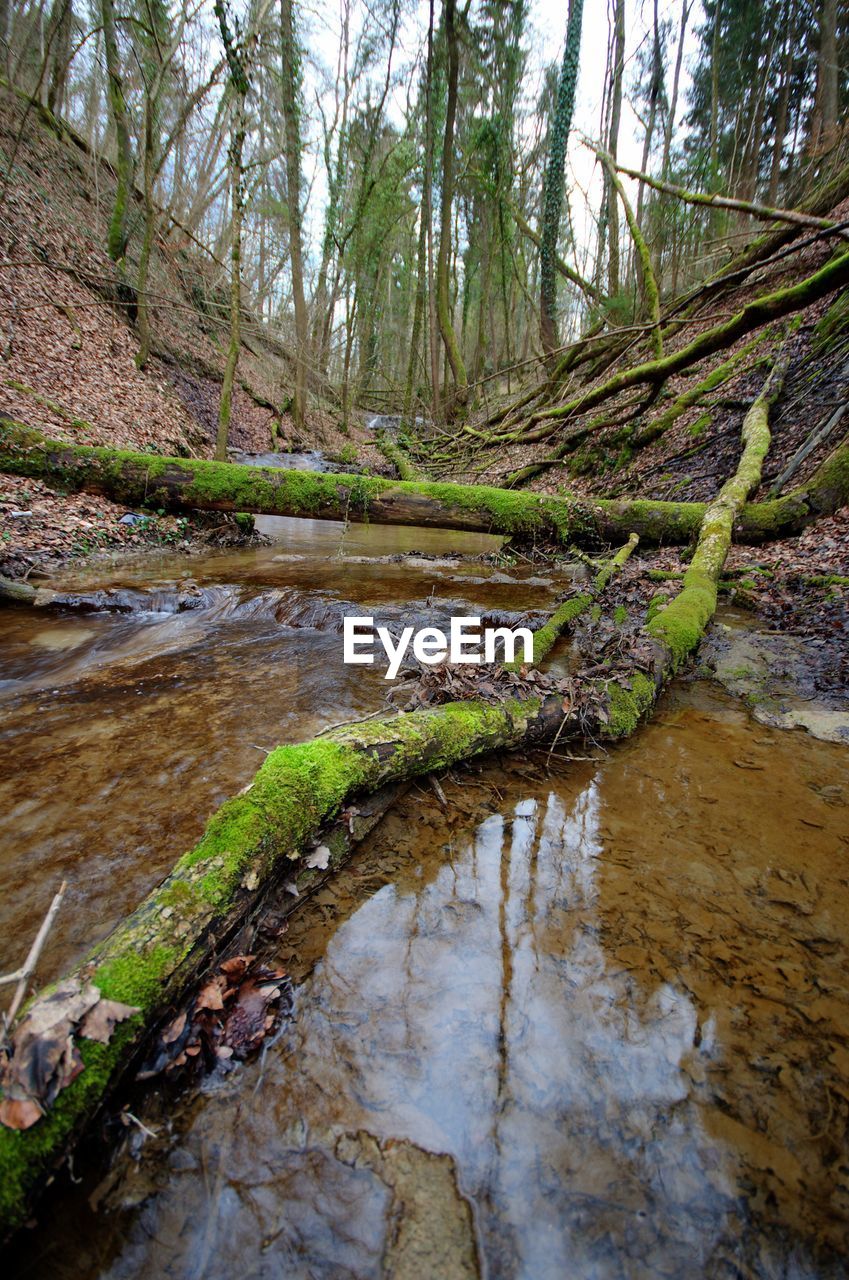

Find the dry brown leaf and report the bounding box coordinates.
[0,1097,43,1131]
[78,998,139,1044]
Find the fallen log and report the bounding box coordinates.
[375,432,425,481]
[1,418,847,550]
[505,532,639,670]
[0,350,799,1235]
[610,160,845,236]
[647,344,788,661]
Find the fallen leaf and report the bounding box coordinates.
[0,1098,42,1131]
[160,1011,188,1045]
[79,998,139,1044]
[305,845,331,871]
[195,978,225,1011]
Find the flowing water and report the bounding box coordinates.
[1,514,848,1278]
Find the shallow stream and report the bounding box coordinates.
[1,513,847,1277]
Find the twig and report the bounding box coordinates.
[428,774,448,808]
[1,880,67,1026]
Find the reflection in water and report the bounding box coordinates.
[9,686,848,1279]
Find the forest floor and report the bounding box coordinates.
[0,87,386,577]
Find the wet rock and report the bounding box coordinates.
[702,615,849,742]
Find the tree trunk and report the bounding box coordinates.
[539,0,584,354]
[635,0,662,232]
[100,0,132,263]
[45,0,72,117]
[135,102,156,370]
[661,0,689,180]
[2,416,848,549]
[768,0,795,205]
[424,0,440,421]
[216,109,245,461]
[436,0,468,409]
[606,0,625,297]
[403,203,428,427]
[280,0,309,431]
[809,0,839,155]
[597,149,662,357]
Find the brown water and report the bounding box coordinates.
[2,522,849,1277]
[0,518,557,983]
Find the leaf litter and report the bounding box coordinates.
[0,979,138,1130]
[137,955,291,1082]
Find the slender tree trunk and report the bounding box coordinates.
[423,0,440,420]
[403,204,428,426]
[661,0,689,179]
[809,0,839,154]
[217,108,245,461]
[100,0,132,263]
[539,0,584,354]
[436,0,468,409]
[45,0,72,116]
[135,102,156,369]
[635,0,662,232]
[280,0,309,431]
[768,1,795,205]
[606,0,625,297]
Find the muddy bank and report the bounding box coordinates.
[7,682,848,1279]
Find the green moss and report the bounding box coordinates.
[613,604,627,625]
[814,290,849,351]
[604,672,656,738]
[646,591,668,623]
[689,412,712,439]
[0,1023,139,1232]
[93,944,178,1009]
[647,568,717,667]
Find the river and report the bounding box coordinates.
[1,512,847,1277]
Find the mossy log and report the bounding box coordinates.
[505,532,639,671]
[375,433,424,482]
[611,161,844,235]
[647,350,787,663]
[0,576,40,605]
[595,146,663,358]
[0,682,660,1236]
[0,354,818,1236]
[630,333,769,450]
[1,418,847,551]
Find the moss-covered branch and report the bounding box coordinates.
[647,349,788,664]
[512,246,849,437]
[594,145,663,358]
[611,160,844,234]
[505,532,639,670]
[375,432,425,481]
[630,332,769,449]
